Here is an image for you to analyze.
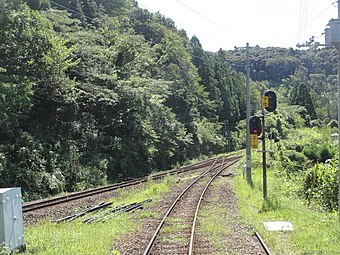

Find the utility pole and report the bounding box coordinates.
[245,43,252,183]
[235,43,252,183]
[337,0,340,224]
[336,41,340,223]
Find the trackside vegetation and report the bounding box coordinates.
[2,0,340,254]
[0,0,246,201]
[23,174,177,255]
[1,0,340,205]
[233,123,340,254]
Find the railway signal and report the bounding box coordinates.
[260,90,277,200]
[249,116,262,136]
[262,90,277,112]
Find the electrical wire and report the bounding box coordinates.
[298,0,309,44]
[285,2,334,46]
[138,1,227,50]
[50,0,94,21]
[51,0,333,51]
[174,0,229,33]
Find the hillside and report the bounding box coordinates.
[0,0,246,200]
[225,46,338,122]
[0,0,338,202]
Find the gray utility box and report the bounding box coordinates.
[326,19,340,44]
[0,188,24,251]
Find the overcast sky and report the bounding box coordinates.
[136,0,337,51]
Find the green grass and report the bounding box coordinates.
[25,216,133,255]
[197,177,231,252]
[25,151,340,255]
[161,217,189,245]
[23,174,177,255]
[233,156,340,255]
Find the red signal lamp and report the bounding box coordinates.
[249,116,262,136]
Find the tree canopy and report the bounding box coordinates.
[0,0,247,200]
[0,0,337,200]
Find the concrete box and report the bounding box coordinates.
[329,19,340,43]
[0,188,24,251]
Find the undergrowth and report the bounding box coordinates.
[23,174,177,255]
[234,147,340,254]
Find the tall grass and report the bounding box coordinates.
[233,155,340,254]
[23,174,177,255]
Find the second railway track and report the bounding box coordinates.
[22,157,220,213]
[24,154,272,254]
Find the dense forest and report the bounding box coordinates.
[0,0,338,201]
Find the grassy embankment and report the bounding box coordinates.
[20,154,228,255]
[20,143,340,255]
[22,175,178,255]
[233,150,340,254]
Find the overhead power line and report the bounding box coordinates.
[298,0,309,44]
[138,1,227,50]
[174,0,229,32]
[50,0,94,21]
[284,2,334,46]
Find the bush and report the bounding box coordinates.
[287,150,307,164]
[295,144,304,152]
[303,146,319,162]
[304,161,338,211]
[303,143,336,163]
[319,144,336,163]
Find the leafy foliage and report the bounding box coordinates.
[0,0,247,200]
[2,0,338,207]
[225,46,338,121]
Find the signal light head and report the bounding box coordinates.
[264,90,277,112]
[249,116,262,136]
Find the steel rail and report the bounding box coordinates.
[22,157,222,213]
[23,179,145,212]
[255,232,272,255]
[188,156,240,255]
[142,156,232,255]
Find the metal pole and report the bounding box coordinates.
[262,110,267,200]
[337,0,340,224]
[338,0,340,22]
[336,44,340,223]
[246,43,252,183]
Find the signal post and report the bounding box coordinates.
[249,90,277,200]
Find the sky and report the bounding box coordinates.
[136,0,338,52]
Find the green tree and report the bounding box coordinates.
[287,76,316,119]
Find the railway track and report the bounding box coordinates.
[142,156,240,255]
[22,156,221,213]
[24,154,273,254]
[255,232,273,255]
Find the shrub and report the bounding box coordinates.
[303,146,319,162]
[304,161,338,211]
[303,143,336,163]
[319,144,336,163]
[287,150,307,165]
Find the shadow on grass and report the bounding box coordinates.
[247,180,255,189]
[260,196,282,213]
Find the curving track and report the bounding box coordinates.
[23,154,272,254]
[142,156,241,255]
[22,157,219,213]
